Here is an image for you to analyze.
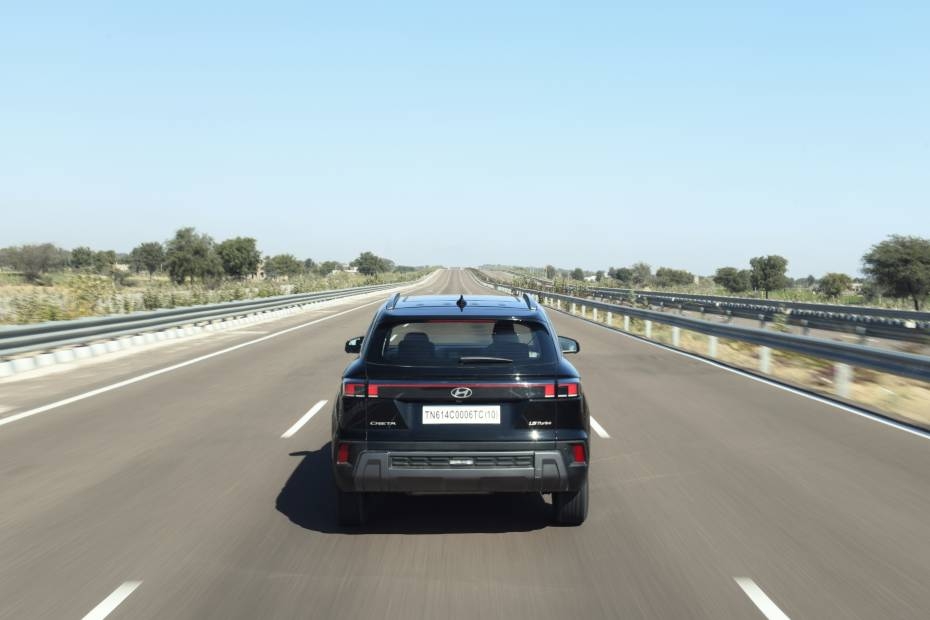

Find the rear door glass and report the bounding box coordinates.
[367,319,556,368]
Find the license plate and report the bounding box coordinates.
[422,405,501,425]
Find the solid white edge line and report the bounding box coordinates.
[82,581,142,620]
[734,578,791,620]
[0,274,441,431]
[282,400,328,438]
[589,416,610,438]
[554,308,930,441]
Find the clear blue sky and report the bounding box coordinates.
[2,1,928,276]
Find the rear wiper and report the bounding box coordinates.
[458,356,513,364]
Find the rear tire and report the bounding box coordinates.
[552,480,588,526]
[336,488,368,526]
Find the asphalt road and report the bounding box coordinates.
[1,268,928,619]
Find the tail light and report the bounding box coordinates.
[572,444,587,464]
[342,381,366,397]
[343,381,382,398]
[557,380,580,398]
[336,443,350,464]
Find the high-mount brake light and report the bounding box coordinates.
[572,444,587,464]
[343,382,366,397]
[336,443,350,464]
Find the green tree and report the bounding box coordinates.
[316,260,342,276]
[545,264,556,279]
[817,273,853,299]
[655,267,694,288]
[630,262,653,287]
[92,250,117,274]
[130,242,165,277]
[0,247,14,268]
[749,255,790,299]
[570,267,584,281]
[216,237,261,279]
[7,244,68,282]
[862,235,930,310]
[595,270,605,282]
[70,246,95,271]
[303,258,317,272]
[264,254,304,279]
[713,267,752,293]
[609,267,633,285]
[165,227,222,284]
[351,251,391,275]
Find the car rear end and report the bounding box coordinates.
[332,304,589,525]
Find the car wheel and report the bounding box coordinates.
[336,488,368,526]
[552,480,588,526]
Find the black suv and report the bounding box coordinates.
[332,293,589,526]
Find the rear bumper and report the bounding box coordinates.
[333,442,588,493]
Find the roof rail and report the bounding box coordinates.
[522,293,534,309]
[388,293,401,310]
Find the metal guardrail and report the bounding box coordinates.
[0,280,413,359]
[494,271,930,340]
[509,284,930,342]
[583,288,930,343]
[589,286,930,321]
[468,270,930,384]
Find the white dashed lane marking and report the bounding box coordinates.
[82,581,142,620]
[735,578,791,620]
[281,400,328,438]
[590,416,610,438]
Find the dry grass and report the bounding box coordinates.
[0,270,428,324]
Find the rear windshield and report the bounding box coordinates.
[366,319,557,368]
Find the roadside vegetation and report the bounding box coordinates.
[494,234,930,311]
[562,301,930,429]
[0,229,434,325]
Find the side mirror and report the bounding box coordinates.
[345,336,364,354]
[558,336,580,354]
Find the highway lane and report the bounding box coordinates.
[0,268,928,618]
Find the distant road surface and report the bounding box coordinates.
[1,269,928,618]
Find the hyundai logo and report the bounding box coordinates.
[450,387,473,399]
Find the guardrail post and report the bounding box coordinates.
[672,326,680,347]
[759,346,772,374]
[645,320,652,339]
[855,326,867,344]
[700,306,705,319]
[708,336,718,358]
[834,363,853,398]
[581,305,586,318]
[623,315,630,331]
[726,310,732,323]
[606,311,612,326]
[758,314,766,329]
[571,302,576,314]
[678,304,684,315]
[592,308,598,321]
[800,319,810,336]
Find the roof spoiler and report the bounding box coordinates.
[388,293,401,310]
[522,293,534,309]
